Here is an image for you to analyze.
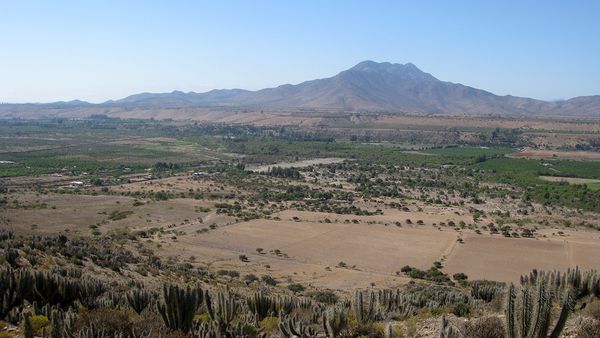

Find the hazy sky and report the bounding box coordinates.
[1,1,599,103]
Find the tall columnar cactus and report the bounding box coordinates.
[352,290,379,323]
[197,320,267,338]
[49,309,65,338]
[298,297,313,310]
[0,230,14,241]
[377,289,397,313]
[323,307,348,338]
[127,288,154,315]
[206,288,239,332]
[1,266,111,316]
[77,323,107,338]
[274,295,295,316]
[375,288,415,319]
[196,321,220,338]
[78,277,108,308]
[157,284,203,333]
[33,271,80,307]
[310,303,325,324]
[520,267,600,300]
[505,277,573,338]
[591,272,600,297]
[278,315,315,338]
[246,291,273,321]
[0,267,34,318]
[4,248,20,267]
[384,322,396,338]
[23,315,35,338]
[439,316,461,338]
[470,280,505,302]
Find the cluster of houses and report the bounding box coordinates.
[192,171,208,179]
[67,181,85,188]
[58,169,209,189]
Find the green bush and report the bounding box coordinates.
[29,315,50,335]
[261,275,277,286]
[453,272,468,281]
[287,283,305,293]
[400,265,412,273]
[243,274,258,282]
[452,303,471,317]
[259,316,279,332]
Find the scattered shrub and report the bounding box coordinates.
[308,290,338,304]
[259,316,279,332]
[464,316,504,338]
[243,274,259,282]
[453,303,471,317]
[287,283,305,293]
[261,275,277,286]
[453,272,468,281]
[22,315,49,336]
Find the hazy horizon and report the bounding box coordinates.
[2,1,599,103]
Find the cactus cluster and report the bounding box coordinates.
[246,291,274,321]
[506,274,573,338]
[2,239,599,338]
[274,295,296,316]
[126,288,154,315]
[157,284,203,333]
[434,270,598,338]
[206,287,239,332]
[278,314,316,337]
[439,315,461,338]
[352,290,380,323]
[0,266,106,319]
[323,306,348,338]
[350,286,469,324]
[470,280,505,302]
[520,267,600,300]
[196,319,266,338]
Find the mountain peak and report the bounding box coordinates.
[350,60,418,71]
[350,60,400,72]
[346,60,437,82]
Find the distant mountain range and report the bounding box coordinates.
[2,61,599,117]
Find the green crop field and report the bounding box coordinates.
[0,119,230,177]
[425,146,514,157]
[588,182,600,190]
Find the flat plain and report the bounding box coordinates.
[1,116,600,337]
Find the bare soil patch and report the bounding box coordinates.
[247,158,346,173]
[539,176,600,185]
[444,230,600,282]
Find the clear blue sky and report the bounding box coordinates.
[1,1,599,103]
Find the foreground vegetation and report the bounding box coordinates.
[1,230,600,337]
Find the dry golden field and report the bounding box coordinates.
[3,172,600,290]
